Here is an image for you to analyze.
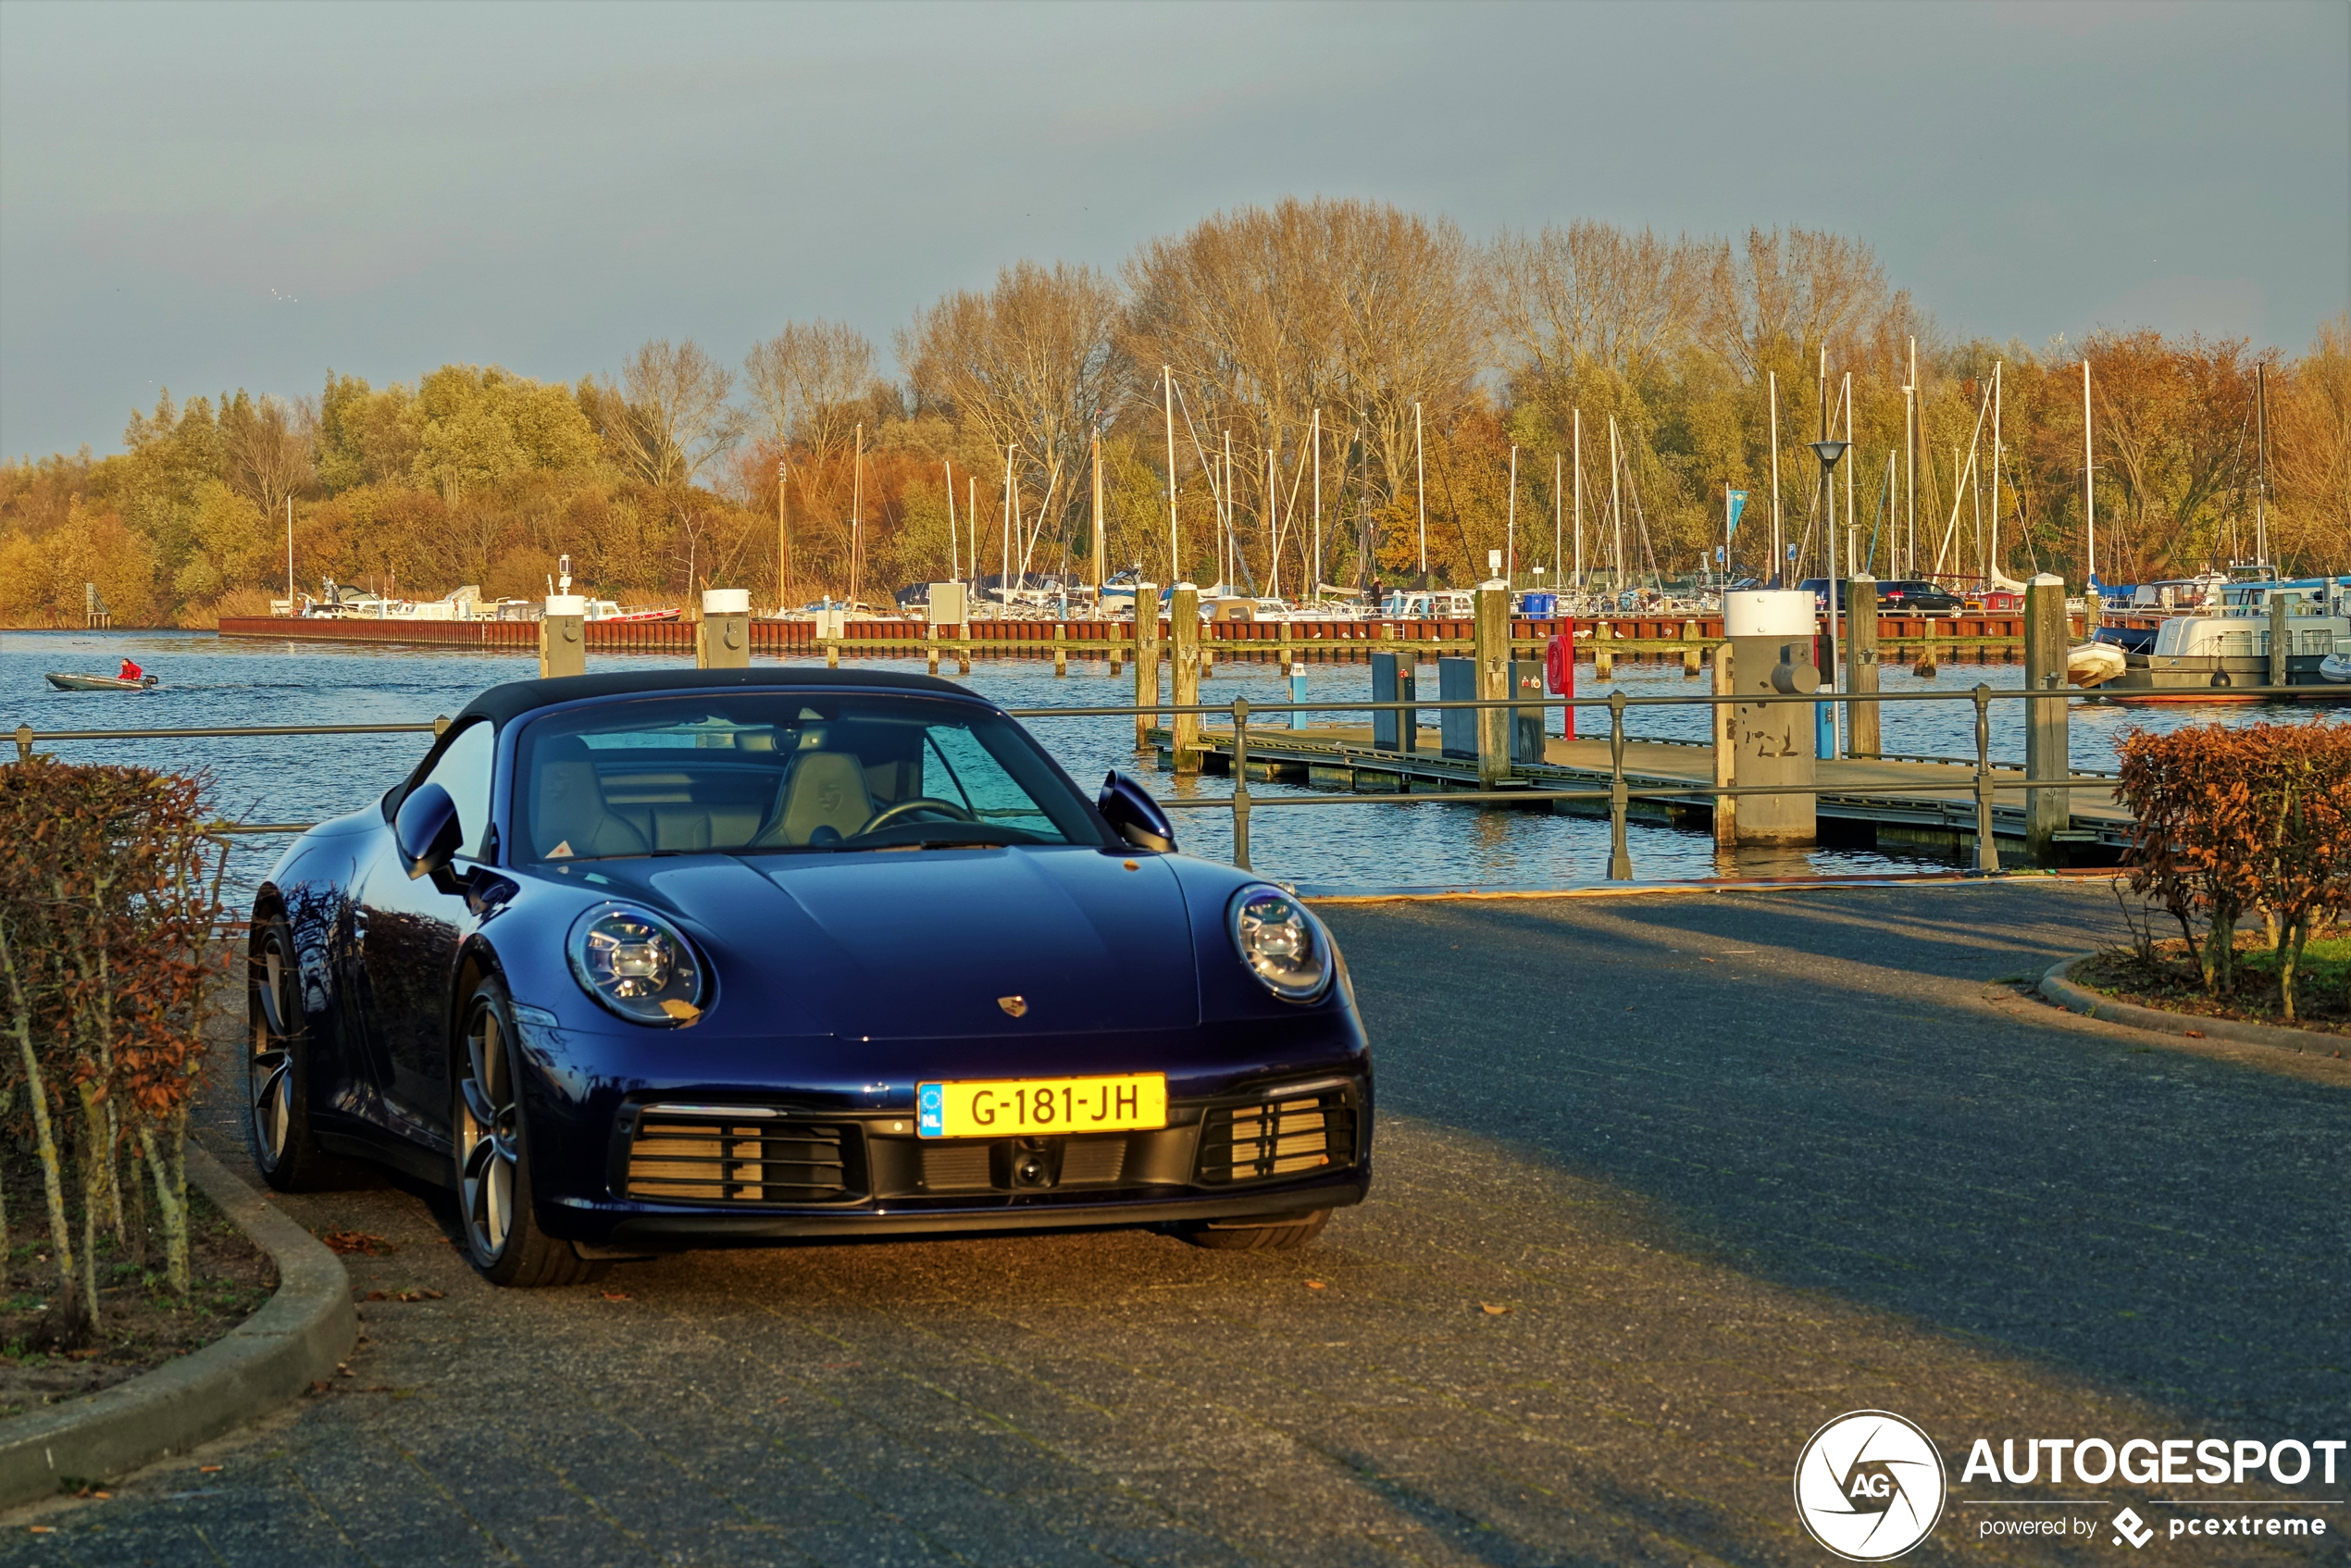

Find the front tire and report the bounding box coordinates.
[454,977,605,1288]
[1176,1208,1332,1251]
[245,917,357,1192]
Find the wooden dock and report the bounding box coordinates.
[1151,723,2132,861]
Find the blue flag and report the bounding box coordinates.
[1726,490,1748,540]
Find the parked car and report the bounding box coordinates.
[246,667,1372,1286]
[1797,579,1962,614]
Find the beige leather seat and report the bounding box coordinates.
[530,737,649,859]
[755,751,873,846]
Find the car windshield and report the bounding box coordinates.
[512,692,1109,862]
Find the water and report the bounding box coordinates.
[2,629,2322,899]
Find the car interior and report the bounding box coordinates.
[518,701,1083,862]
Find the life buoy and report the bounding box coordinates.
[1546,631,1574,694]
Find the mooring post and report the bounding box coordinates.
[1915,616,1939,678]
[1474,584,1511,787]
[1711,641,1735,846]
[1847,573,1880,758]
[1230,697,1252,870]
[1593,619,1614,679]
[1172,584,1202,772]
[1682,619,1701,677]
[14,725,32,765]
[2024,572,2069,862]
[1052,622,1067,677]
[1278,621,1293,673]
[1607,690,1632,880]
[1972,683,2000,873]
[539,594,586,678]
[695,588,751,670]
[1132,583,1160,752]
[1725,591,1818,845]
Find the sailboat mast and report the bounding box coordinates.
[1608,416,1623,593]
[1163,367,1178,581]
[1574,408,1584,591]
[1906,336,1917,579]
[946,458,957,583]
[1990,362,2003,587]
[1415,402,1426,579]
[2083,358,2095,584]
[2255,363,2270,567]
[1769,371,1782,585]
[1312,408,1322,597]
[1506,444,1518,587]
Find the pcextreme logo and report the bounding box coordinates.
[1794,1411,1948,1562]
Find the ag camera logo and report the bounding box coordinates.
[1795,1411,1948,1561]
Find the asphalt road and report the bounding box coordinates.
[10,880,2345,1567]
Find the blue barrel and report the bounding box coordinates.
[1518,591,1557,617]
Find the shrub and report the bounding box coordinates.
[0,759,224,1348]
[2115,720,2351,1022]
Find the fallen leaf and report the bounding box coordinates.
[308,1380,330,1394]
[2184,1029,2205,1039]
[363,1288,445,1303]
[28,1525,54,1534]
[602,1292,629,1301]
[65,1348,103,1362]
[199,1466,222,1474]
[317,1228,395,1256]
[1481,1302,1512,1316]
[1305,1280,1326,1290]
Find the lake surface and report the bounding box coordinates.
[2,629,2323,899]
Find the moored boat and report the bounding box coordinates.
[2096,581,2351,703]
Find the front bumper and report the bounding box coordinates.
[535,1072,1373,1248]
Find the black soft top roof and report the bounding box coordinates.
[453,666,983,729]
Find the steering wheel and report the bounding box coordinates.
[857,797,977,835]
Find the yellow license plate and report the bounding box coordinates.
[915,1075,1167,1139]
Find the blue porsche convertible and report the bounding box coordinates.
[247,667,1372,1286]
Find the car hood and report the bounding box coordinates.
[631,846,1200,1039]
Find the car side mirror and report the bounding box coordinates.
[1097,770,1176,854]
[395,783,464,881]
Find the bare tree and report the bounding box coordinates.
[901,260,1128,564]
[219,392,314,521]
[1699,228,1902,382]
[743,321,877,470]
[1124,197,1483,567]
[1486,220,1704,390]
[609,340,743,487]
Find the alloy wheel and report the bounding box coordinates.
[458,1000,519,1260]
[249,928,294,1164]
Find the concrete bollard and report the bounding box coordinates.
[1682,619,1701,677]
[696,588,751,670]
[1594,620,1614,679]
[2025,572,2071,862]
[1474,585,1511,786]
[539,594,586,678]
[1171,584,1201,772]
[1846,575,1880,757]
[1726,590,1818,844]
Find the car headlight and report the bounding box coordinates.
[566,905,705,1026]
[1228,886,1331,1002]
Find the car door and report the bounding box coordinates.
[355,719,497,1139]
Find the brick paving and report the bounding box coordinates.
[9,880,2344,1566]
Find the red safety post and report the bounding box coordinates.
[1546,629,1575,739]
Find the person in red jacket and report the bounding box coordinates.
[118,656,143,681]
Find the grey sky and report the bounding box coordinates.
[2,0,2344,460]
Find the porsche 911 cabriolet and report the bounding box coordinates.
[247,667,1372,1286]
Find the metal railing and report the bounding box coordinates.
[7,681,2173,883]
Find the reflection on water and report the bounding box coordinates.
[2,630,2319,900]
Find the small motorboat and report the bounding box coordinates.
[2320,638,2351,684]
[45,671,159,691]
[2065,641,2127,688]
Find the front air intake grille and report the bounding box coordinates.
[1197,1087,1357,1186]
[626,1113,860,1204]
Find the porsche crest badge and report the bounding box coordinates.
[997,995,1027,1018]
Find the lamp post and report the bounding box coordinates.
[1810,439,1849,759]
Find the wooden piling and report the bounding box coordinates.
[1171,586,1202,771]
[2024,573,2070,861]
[1846,578,1880,758]
[1474,586,1511,787]
[1682,619,1701,677]
[1594,620,1614,679]
[1053,623,1067,677]
[1711,641,1735,845]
